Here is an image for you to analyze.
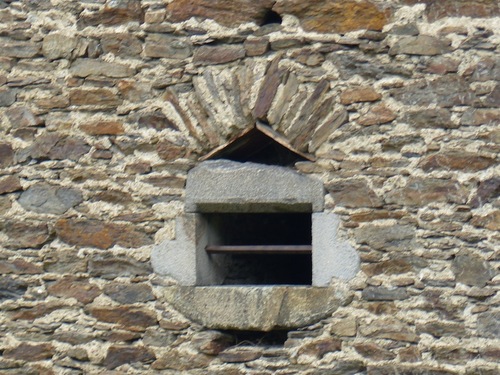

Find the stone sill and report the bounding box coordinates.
[162,285,341,331]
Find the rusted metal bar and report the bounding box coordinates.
[205,245,312,255]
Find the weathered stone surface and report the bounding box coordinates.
[362,287,408,301]
[162,286,342,331]
[484,84,500,107]
[461,109,500,126]
[386,178,468,206]
[340,86,381,105]
[87,306,157,331]
[402,0,500,21]
[368,365,457,375]
[420,152,495,172]
[143,328,176,347]
[78,0,144,27]
[103,283,154,304]
[18,133,90,162]
[42,33,77,59]
[139,111,178,131]
[192,330,233,355]
[298,337,342,359]
[167,0,275,27]
[5,106,40,128]
[390,36,450,56]
[354,224,415,251]
[431,346,476,365]
[273,0,388,33]
[47,276,101,304]
[398,346,421,362]
[254,56,284,122]
[471,211,500,231]
[327,179,383,208]
[358,104,396,126]
[193,45,245,65]
[330,317,357,337]
[0,259,42,275]
[0,39,40,58]
[1,221,50,249]
[3,343,53,362]
[18,183,82,214]
[244,37,269,57]
[404,108,455,129]
[144,34,192,59]
[0,88,16,106]
[452,254,494,287]
[70,58,135,78]
[360,318,418,342]
[470,177,500,208]
[153,349,213,370]
[156,140,186,161]
[43,251,87,274]
[309,108,348,152]
[11,301,67,320]
[363,259,413,276]
[80,121,124,135]
[101,33,143,57]
[0,175,21,194]
[103,345,155,370]
[0,143,14,167]
[55,219,153,249]
[354,343,396,361]
[0,276,28,301]
[219,347,263,363]
[88,256,152,279]
[416,321,466,338]
[392,76,476,107]
[477,311,500,338]
[69,88,121,108]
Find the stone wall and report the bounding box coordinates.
[0,0,498,373]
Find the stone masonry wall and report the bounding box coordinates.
[0,0,499,373]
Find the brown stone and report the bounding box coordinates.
[327,179,383,208]
[354,224,415,251]
[297,337,342,359]
[80,121,124,135]
[0,259,42,275]
[19,133,90,162]
[103,345,155,370]
[104,283,154,304]
[139,111,178,131]
[360,319,418,342]
[219,347,263,363]
[432,346,476,365]
[470,177,500,208]
[471,211,500,231]
[5,106,40,128]
[88,256,152,279]
[3,343,54,362]
[0,143,14,167]
[350,210,406,222]
[78,0,144,27]
[358,104,396,126]
[55,218,153,249]
[143,34,192,59]
[11,301,68,320]
[363,259,413,277]
[144,176,185,189]
[354,343,396,361]
[87,306,157,331]
[69,88,121,108]
[0,175,22,194]
[427,57,460,75]
[398,346,421,362]
[101,33,143,57]
[402,0,500,21]
[340,86,381,105]
[70,58,135,78]
[1,221,50,249]
[153,349,213,370]
[192,330,234,355]
[386,177,468,206]
[309,109,348,152]
[420,152,495,172]
[47,276,101,304]
[193,45,245,65]
[404,108,456,129]
[461,109,500,126]
[389,36,451,56]
[416,321,466,338]
[244,38,269,57]
[364,302,398,315]
[1,40,40,58]
[330,317,357,337]
[156,140,186,161]
[42,33,77,60]
[253,55,284,122]
[167,0,275,27]
[273,0,389,33]
[91,190,133,205]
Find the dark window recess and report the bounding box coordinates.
[222,329,289,346]
[204,213,312,285]
[261,10,282,26]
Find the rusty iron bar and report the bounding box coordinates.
[205,245,312,255]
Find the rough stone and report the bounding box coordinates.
[330,317,357,337]
[363,259,413,276]
[139,111,178,131]
[18,183,82,214]
[389,36,450,56]
[101,33,143,57]
[3,343,54,362]
[47,276,101,304]
[0,276,28,301]
[354,224,415,251]
[402,0,500,21]
[484,84,500,107]
[167,0,275,27]
[368,365,457,375]
[11,301,67,320]
[1,221,50,249]
[19,133,90,162]
[298,337,342,359]
[0,259,42,275]
[0,39,40,58]
[55,219,153,249]
[244,38,269,57]
[152,349,213,370]
[470,177,500,208]
[103,345,155,370]
[273,0,389,33]
[43,251,87,274]
[219,347,263,363]
[362,287,408,301]
[0,175,22,194]
[86,306,157,331]
[327,179,383,208]
[398,346,421,362]
[477,311,500,338]
[420,152,495,172]
[0,88,16,106]
[253,56,284,122]
[78,0,144,27]
[70,58,135,78]
[354,343,396,361]
[192,331,234,355]
[0,143,14,167]
[452,254,494,287]
[5,106,40,128]
[416,321,466,338]
[340,86,381,105]
[461,109,500,126]
[156,140,186,161]
[358,104,396,126]
[88,256,152,279]
[42,33,77,60]
[309,109,348,152]
[386,178,468,206]
[80,121,124,135]
[360,319,418,342]
[193,45,245,65]
[69,88,121,108]
[471,211,500,231]
[103,283,154,304]
[404,108,455,129]
[144,34,192,59]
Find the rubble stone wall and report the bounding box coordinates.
[0,0,498,373]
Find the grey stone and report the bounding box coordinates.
[144,34,192,59]
[390,35,450,55]
[362,286,408,301]
[0,39,40,58]
[89,256,152,279]
[193,45,245,65]
[70,58,135,78]
[452,254,494,287]
[103,283,155,304]
[42,33,77,60]
[5,106,40,128]
[161,285,342,331]
[0,276,28,301]
[354,224,416,251]
[185,160,324,213]
[0,88,16,107]
[143,328,176,347]
[477,311,500,339]
[18,183,83,214]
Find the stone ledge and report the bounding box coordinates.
[162,286,342,331]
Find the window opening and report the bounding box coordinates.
[222,329,289,347]
[261,10,282,26]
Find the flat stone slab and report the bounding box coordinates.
[162,286,341,331]
[185,160,324,212]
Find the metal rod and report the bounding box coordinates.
[205,245,312,255]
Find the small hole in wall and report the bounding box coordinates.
[261,10,282,25]
[223,330,289,347]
